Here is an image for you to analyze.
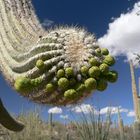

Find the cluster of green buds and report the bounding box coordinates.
[14,27,118,105]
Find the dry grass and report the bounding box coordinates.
[0,109,139,140]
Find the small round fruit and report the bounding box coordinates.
[99,64,109,74]
[101,48,109,55]
[103,55,115,66]
[84,78,97,90]
[95,48,101,53]
[80,66,88,76]
[46,83,54,92]
[57,69,65,78]
[97,79,108,91]
[76,83,86,93]
[95,48,101,56]
[89,66,100,78]
[14,77,32,92]
[107,71,118,83]
[64,89,77,99]
[31,77,43,86]
[89,58,100,66]
[58,78,69,90]
[65,67,74,77]
[36,59,45,69]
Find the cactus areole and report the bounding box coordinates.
[0,0,118,106]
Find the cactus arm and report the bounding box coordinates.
[0,98,24,131]
[0,0,45,82]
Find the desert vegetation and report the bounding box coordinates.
[0,108,138,140]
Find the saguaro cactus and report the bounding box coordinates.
[129,60,140,140]
[0,0,118,106]
[0,99,24,131]
[129,61,140,121]
[117,108,125,140]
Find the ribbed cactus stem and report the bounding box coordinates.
[48,112,53,140]
[138,77,140,120]
[129,60,140,121]
[117,108,125,140]
[133,121,140,140]
[49,112,53,127]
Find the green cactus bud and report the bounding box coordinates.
[99,63,109,74]
[89,66,100,78]
[58,78,69,90]
[36,59,45,69]
[14,77,32,93]
[64,89,77,99]
[97,79,108,91]
[89,58,100,66]
[57,69,65,78]
[80,66,88,76]
[46,83,54,92]
[30,77,43,87]
[65,67,74,77]
[84,78,97,90]
[103,55,115,66]
[76,83,86,93]
[95,48,102,56]
[95,48,101,53]
[107,70,118,83]
[101,48,109,55]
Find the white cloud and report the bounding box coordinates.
[48,107,62,114]
[60,115,69,119]
[127,110,135,117]
[41,19,54,28]
[98,1,140,66]
[71,104,99,114]
[100,106,128,115]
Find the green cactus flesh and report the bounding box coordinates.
[1,21,118,105]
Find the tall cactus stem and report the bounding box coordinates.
[117,108,125,140]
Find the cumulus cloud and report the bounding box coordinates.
[98,2,140,66]
[71,104,130,115]
[41,19,54,28]
[100,106,128,115]
[127,110,135,117]
[48,107,62,114]
[60,115,69,119]
[71,104,99,114]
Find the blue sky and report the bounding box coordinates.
[0,0,140,124]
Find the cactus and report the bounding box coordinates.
[0,0,118,107]
[129,61,140,121]
[48,112,53,140]
[129,60,140,140]
[117,108,125,140]
[0,98,24,131]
